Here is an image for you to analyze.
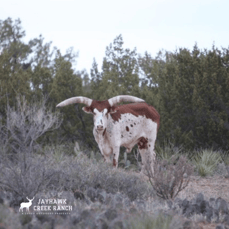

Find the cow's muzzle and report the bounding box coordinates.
[97,125,103,131]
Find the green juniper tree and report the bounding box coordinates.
[51,50,83,141]
[141,45,229,150]
[29,35,55,101]
[0,18,32,117]
[91,35,141,101]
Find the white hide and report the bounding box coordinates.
[93,112,157,169]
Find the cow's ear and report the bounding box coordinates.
[82,106,93,114]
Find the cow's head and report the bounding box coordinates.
[56,95,145,132]
[92,108,108,131]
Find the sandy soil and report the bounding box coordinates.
[178,175,229,202]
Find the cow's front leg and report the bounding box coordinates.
[101,147,113,164]
[112,147,120,168]
[103,154,112,164]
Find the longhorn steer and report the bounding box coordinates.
[56,95,160,173]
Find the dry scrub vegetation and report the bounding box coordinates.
[0,99,229,229]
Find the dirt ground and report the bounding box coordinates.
[139,172,229,228]
[178,175,229,229]
[178,175,229,202]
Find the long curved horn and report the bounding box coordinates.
[56,96,93,107]
[108,95,145,107]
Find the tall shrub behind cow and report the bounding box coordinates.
[57,95,160,173]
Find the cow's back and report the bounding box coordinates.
[111,102,160,129]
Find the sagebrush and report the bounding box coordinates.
[146,155,193,199]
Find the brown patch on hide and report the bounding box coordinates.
[84,100,113,113]
[126,126,129,131]
[83,106,93,113]
[113,158,116,167]
[84,100,160,132]
[110,103,160,131]
[138,137,148,149]
[103,128,106,136]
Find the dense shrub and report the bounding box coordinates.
[53,153,152,201]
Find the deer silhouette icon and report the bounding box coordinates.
[19,197,35,212]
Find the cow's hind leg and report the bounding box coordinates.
[138,148,154,175]
[138,137,156,176]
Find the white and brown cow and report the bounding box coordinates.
[57,95,160,172]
